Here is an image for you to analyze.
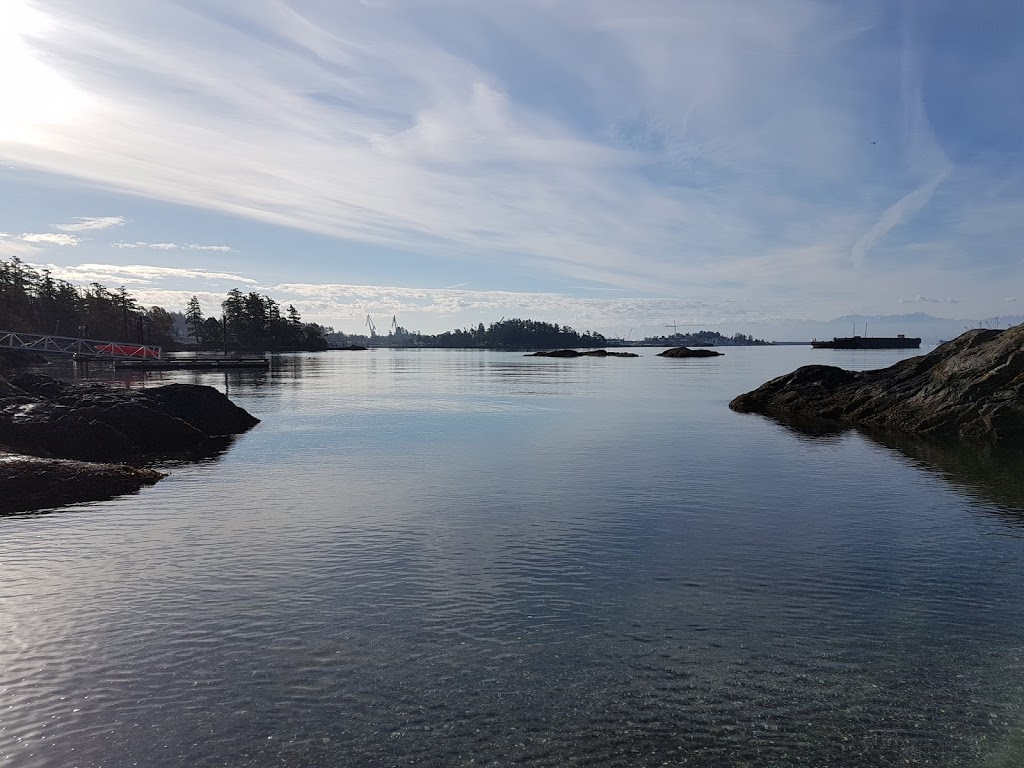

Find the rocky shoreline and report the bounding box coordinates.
[730,326,1024,445]
[0,373,259,513]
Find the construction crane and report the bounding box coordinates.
[665,321,706,336]
[365,314,377,337]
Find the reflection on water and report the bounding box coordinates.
[865,432,1024,524]
[762,413,1024,525]
[2,347,1023,767]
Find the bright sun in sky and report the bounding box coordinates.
[0,0,89,143]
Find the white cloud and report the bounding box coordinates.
[898,295,960,304]
[268,281,802,332]
[112,241,234,252]
[19,232,80,246]
[35,262,256,286]
[55,215,126,232]
[0,238,43,259]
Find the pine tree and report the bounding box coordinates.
[185,296,204,344]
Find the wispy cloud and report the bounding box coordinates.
[898,295,960,304]
[849,2,951,271]
[36,262,257,286]
[0,1,907,291]
[55,215,126,232]
[268,281,803,331]
[112,241,234,252]
[0,0,1021,319]
[19,232,80,246]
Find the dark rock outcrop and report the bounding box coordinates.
[658,347,723,358]
[527,349,639,358]
[0,350,48,373]
[730,326,1024,445]
[0,454,165,514]
[2,373,259,461]
[0,374,259,511]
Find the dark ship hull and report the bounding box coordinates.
[811,335,921,350]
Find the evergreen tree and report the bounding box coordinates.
[185,296,204,343]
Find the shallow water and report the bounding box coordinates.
[2,346,1024,767]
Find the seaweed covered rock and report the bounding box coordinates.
[730,326,1024,445]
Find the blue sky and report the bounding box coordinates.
[1,0,1022,336]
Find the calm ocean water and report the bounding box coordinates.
[2,346,1024,767]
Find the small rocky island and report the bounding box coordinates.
[658,347,723,358]
[527,349,639,357]
[730,326,1024,445]
[1,373,259,513]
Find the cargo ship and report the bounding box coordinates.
[811,334,920,349]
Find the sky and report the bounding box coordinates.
[0,0,1022,338]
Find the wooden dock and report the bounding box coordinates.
[114,357,270,370]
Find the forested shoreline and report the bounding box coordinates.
[0,257,328,352]
[2,256,768,353]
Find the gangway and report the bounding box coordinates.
[0,330,162,360]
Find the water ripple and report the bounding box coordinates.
[3,348,1024,766]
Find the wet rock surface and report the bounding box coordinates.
[2,373,259,461]
[0,373,259,512]
[0,453,165,514]
[730,326,1024,445]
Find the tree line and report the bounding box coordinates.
[2,256,764,353]
[184,289,327,351]
[636,330,769,346]
[327,317,608,350]
[1,257,179,346]
[0,256,327,351]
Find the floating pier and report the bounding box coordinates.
[114,357,270,370]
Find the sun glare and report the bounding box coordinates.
[0,0,90,143]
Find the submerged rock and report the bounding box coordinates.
[658,347,723,358]
[730,326,1024,445]
[527,349,639,357]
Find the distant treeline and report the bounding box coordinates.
[636,330,770,346]
[327,318,608,350]
[2,256,765,353]
[328,321,770,349]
